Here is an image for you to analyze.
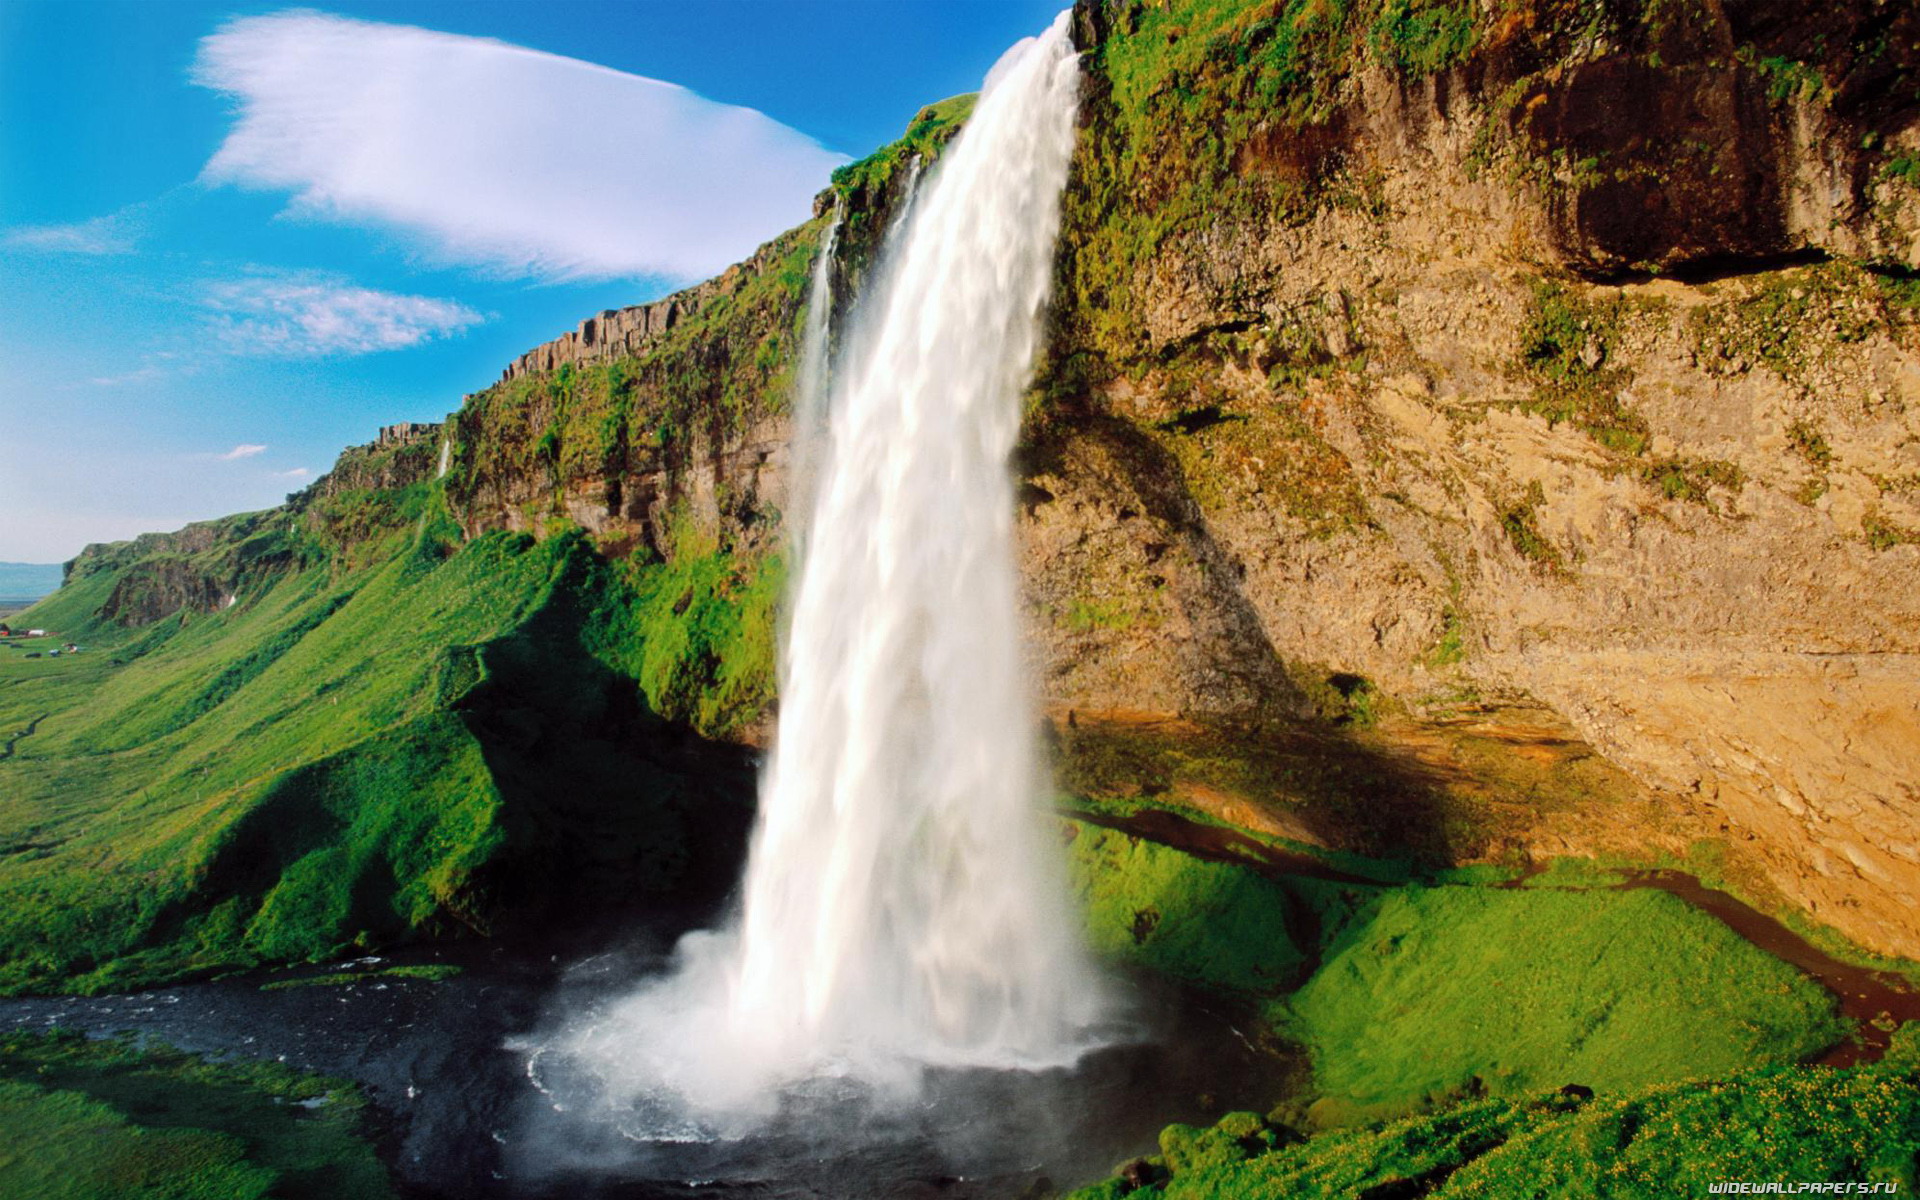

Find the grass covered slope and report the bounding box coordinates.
[0,1031,391,1200]
[0,479,771,994]
[1280,885,1846,1117]
[1067,820,1844,1123]
[1065,823,1896,1198]
[1072,1052,1920,1199]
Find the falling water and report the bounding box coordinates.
[786,206,841,547]
[734,2,1098,1078]
[546,10,1104,1129]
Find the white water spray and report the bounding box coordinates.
[549,11,1104,1128]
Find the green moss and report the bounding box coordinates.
[1691,263,1886,386]
[1499,481,1562,570]
[1787,419,1835,469]
[1070,1058,1920,1199]
[1514,280,1648,456]
[1863,511,1920,551]
[1639,456,1745,509]
[830,93,976,203]
[0,1030,392,1200]
[1424,608,1467,667]
[605,511,782,737]
[257,962,461,991]
[1065,821,1314,993]
[0,1079,274,1200]
[1160,1111,1294,1175]
[1740,47,1833,105]
[1274,886,1845,1116]
[1065,596,1141,633]
[1368,0,1476,78]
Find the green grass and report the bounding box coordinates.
[258,962,462,991]
[1071,1050,1920,1198]
[1061,825,1873,1199]
[1065,820,1849,1125]
[1513,280,1649,457]
[1066,820,1318,993]
[1275,885,1845,1119]
[0,1031,391,1200]
[0,484,764,993]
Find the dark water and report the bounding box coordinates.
[0,934,1291,1199]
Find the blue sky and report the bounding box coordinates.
[0,0,1062,562]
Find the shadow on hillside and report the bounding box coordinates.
[453,589,758,960]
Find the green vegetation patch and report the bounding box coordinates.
[602,511,782,735]
[0,1031,391,1200]
[258,963,462,991]
[1274,885,1846,1116]
[1061,0,1474,367]
[1065,821,1318,993]
[1515,279,1647,456]
[1690,262,1888,386]
[1071,1054,1920,1199]
[1066,819,1845,1133]
[1498,481,1563,571]
[0,498,755,993]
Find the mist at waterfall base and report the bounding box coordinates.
[496,13,1274,1192]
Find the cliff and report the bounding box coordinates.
[429,0,1920,958]
[12,0,1920,989]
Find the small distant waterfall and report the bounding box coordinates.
[552,10,1103,1127]
[436,439,450,479]
[889,154,925,235]
[787,206,841,548]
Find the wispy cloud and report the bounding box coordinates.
[4,213,138,256]
[222,444,268,459]
[273,467,311,479]
[201,271,483,356]
[89,365,167,388]
[190,11,846,282]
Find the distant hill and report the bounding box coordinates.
[0,562,61,601]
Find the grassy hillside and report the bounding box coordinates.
[0,1031,391,1200]
[1064,823,1903,1199]
[1068,821,1843,1124]
[1069,1042,1920,1198]
[0,476,771,994]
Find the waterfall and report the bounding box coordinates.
[436,439,450,479]
[786,205,841,549]
[550,9,1104,1128]
[733,1,1097,1079]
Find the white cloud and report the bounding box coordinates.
[222,444,268,459]
[89,365,167,388]
[201,272,484,356]
[191,11,847,282]
[4,214,137,255]
[273,467,310,479]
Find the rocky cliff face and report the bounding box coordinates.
[1022,0,1920,957]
